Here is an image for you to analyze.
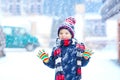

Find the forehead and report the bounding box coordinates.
[59,29,70,32]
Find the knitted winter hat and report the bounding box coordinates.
[58,17,76,38]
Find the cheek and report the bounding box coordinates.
[66,35,72,39]
[58,35,63,39]
[68,34,72,38]
[67,36,72,39]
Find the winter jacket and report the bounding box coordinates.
[44,38,90,80]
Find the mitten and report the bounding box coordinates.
[83,49,94,59]
[37,49,49,63]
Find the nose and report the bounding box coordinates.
[61,34,67,39]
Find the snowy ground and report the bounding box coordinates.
[0,44,120,80]
[0,48,55,80]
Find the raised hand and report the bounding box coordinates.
[37,49,49,63]
[83,49,94,59]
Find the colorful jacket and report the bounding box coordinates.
[44,38,90,80]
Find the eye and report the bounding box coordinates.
[60,32,63,35]
[65,32,69,35]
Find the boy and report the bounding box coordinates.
[37,17,93,80]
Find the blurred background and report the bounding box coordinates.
[0,0,120,80]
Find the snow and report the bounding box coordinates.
[82,48,120,80]
[0,45,120,80]
[0,14,120,80]
[0,48,54,80]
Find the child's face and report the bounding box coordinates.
[58,29,72,40]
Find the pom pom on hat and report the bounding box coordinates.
[65,17,76,26]
[58,17,76,38]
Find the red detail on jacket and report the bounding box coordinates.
[54,48,61,56]
[77,68,81,75]
[76,44,85,50]
[56,74,65,80]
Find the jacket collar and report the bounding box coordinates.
[55,38,77,47]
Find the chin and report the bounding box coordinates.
[62,38,70,40]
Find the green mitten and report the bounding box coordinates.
[37,49,49,63]
[83,49,94,58]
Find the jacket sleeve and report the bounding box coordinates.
[43,47,56,69]
[81,57,90,67]
[76,42,90,67]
